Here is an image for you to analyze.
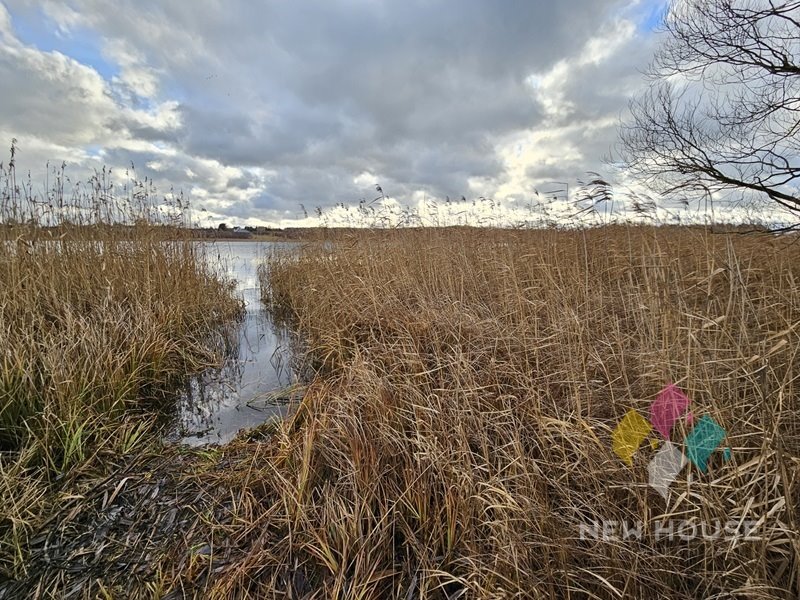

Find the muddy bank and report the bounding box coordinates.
[0,420,294,599]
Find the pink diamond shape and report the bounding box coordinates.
[650,384,691,439]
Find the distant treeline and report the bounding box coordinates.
[191,226,314,240]
[0,222,321,241]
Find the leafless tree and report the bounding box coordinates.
[619,0,800,221]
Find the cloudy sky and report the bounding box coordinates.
[0,0,687,227]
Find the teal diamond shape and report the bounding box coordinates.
[684,415,726,473]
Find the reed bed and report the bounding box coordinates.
[5,225,799,599]
[0,161,243,584]
[227,226,794,598]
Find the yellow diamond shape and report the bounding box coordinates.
[612,409,653,466]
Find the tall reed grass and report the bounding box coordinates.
[201,226,800,598]
[4,201,798,597]
[0,157,242,580]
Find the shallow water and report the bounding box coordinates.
[171,241,301,445]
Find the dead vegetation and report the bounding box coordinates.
[245,226,799,598]
[4,224,799,598]
[0,158,243,587]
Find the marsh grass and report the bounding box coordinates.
[4,213,799,597]
[0,157,242,580]
[221,226,798,598]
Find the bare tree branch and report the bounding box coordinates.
[619,0,800,218]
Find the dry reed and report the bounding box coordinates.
[229,226,795,598]
[0,158,242,583]
[5,224,799,599]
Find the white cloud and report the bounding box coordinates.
[0,4,12,39]
[493,20,647,205]
[527,19,638,122]
[105,38,161,99]
[119,100,182,134]
[39,0,84,37]
[353,171,378,188]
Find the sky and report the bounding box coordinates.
[0,0,745,228]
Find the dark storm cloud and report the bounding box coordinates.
[1,0,662,224]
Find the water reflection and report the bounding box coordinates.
[171,241,302,445]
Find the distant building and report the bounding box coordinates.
[229,227,253,239]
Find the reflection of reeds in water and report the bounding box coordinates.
[172,308,310,442]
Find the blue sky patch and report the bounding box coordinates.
[8,6,118,80]
[636,0,669,33]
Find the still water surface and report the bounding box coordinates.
[171,241,301,445]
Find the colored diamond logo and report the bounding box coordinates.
[648,441,688,500]
[649,383,692,439]
[611,385,731,499]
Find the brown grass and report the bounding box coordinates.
[230,226,795,598]
[0,161,243,583]
[4,225,799,599]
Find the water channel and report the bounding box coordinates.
[171,241,301,445]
